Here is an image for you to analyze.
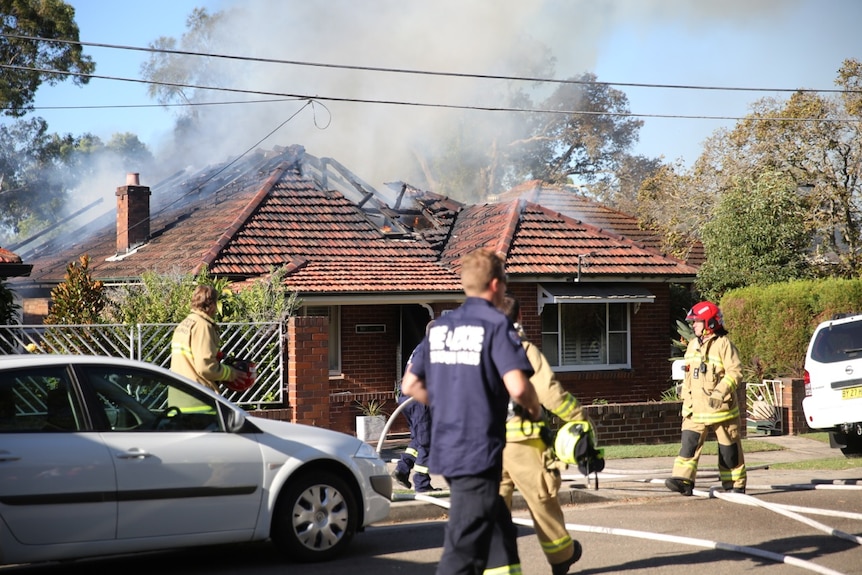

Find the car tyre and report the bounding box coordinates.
[271,470,358,562]
[836,431,862,457]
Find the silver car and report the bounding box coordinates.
[0,354,391,566]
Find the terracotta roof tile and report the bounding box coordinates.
[499,180,704,267]
[10,146,695,297]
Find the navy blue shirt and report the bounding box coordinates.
[409,297,533,478]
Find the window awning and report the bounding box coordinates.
[537,283,655,313]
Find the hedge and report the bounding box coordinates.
[721,278,862,378]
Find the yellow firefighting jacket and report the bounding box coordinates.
[680,333,743,425]
[506,332,585,442]
[170,309,238,393]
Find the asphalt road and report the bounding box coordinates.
[4,475,861,575]
[4,435,861,575]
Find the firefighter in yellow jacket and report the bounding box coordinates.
[497,296,583,575]
[170,284,243,393]
[666,301,746,496]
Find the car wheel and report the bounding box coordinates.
[838,432,862,457]
[271,470,358,562]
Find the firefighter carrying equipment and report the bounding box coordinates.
[222,356,256,392]
[553,420,605,476]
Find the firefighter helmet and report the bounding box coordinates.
[686,301,723,332]
[223,357,256,392]
[553,420,605,475]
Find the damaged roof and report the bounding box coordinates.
[498,180,705,268]
[10,145,697,298]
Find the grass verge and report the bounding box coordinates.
[602,438,784,459]
[602,432,862,471]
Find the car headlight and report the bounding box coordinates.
[354,441,381,459]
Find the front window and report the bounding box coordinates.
[541,303,630,370]
[304,306,341,374]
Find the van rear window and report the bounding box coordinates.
[811,323,862,363]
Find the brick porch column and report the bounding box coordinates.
[288,316,330,428]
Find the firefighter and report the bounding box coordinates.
[170,284,245,393]
[498,296,583,575]
[666,301,746,495]
[393,321,440,493]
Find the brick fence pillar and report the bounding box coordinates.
[288,316,329,428]
[780,377,807,435]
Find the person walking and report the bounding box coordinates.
[666,301,746,496]
[401,248,541,575]
[497,295,583,575]
[170,284,245,393]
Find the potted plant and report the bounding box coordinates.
[354,398,389,442]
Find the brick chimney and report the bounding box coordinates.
[116,172,151,253]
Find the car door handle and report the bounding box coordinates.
[0,451,21,462]
[116,448,153,460]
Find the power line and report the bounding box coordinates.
[1,62,856,124]
[2,32,855,96]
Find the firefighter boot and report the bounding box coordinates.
[665,477,693,496]
[551,540,582,575]
[391,470,411,489]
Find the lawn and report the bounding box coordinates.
[602,432,862,471]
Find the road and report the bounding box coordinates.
[4,477,861,575]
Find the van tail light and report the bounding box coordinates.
[803,369,812,397]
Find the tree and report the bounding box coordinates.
[139,7,229,121]
[640,59,862,280]
[636,161,706,262]
[695,171,810,301]
[0,119,155,242]
[520,73,644,187]
[0,117,69,238]
[45,254,105,325]
[0,0,95,117]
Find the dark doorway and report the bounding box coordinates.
[400,304,433,376]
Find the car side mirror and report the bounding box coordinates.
[223,405,246,433]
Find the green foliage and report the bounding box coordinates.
[104,265,300,325]
[354,398,388,417]
[696,171,810,302]
[659,385,680,402]
[232,265,300,322]
[0,0,95,117]
[45,254,105,325]
[104,269,201,325]
[721,278,862,378]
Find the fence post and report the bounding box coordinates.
[288,316,330,428]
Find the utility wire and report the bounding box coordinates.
[1,62,855,124]
[1,32,856,95]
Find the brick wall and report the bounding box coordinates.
[508,282,675,405]
[780,378,809,435]
[287,315,330,428]
[582,401,682,445]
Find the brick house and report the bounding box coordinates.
[7,144,699,437]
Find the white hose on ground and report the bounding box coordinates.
[376,395,414,454]
[710,489,862,546]
[410,493,846,575]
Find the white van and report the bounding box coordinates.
[802,313,862,456]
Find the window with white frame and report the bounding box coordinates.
[303,306,341,374]
[536,284,654,371]
[541,302,630,370]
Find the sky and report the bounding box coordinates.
[13,0,862,193]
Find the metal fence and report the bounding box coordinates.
[0,322,285,407]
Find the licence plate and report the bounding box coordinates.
[842,387,862,400]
